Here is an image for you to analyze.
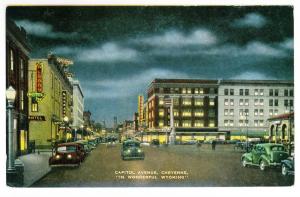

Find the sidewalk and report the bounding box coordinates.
[18,150,52,187]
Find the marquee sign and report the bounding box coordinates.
[36,62,43,93]
[56,57,74,66]
[62,90,67,116]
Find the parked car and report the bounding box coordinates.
[121,140,145,160]
[150,139,160,146]
[76,140,92,153]
[241,143,289,171]
[182,139,198,145]
[49,142,85,167]
[281,156,294,176]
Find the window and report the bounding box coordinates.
[290,90,294,97]
[224,89,228,95]
[224,109,228,116]
[244,99,249,106]
[224,99,229,106]
[194,88,199,94]
[174,121,179,127]
[173,98,179,105]
[159,121,164,127]
[10,49,14,71]
[239,89,244,96]
[269,89,273,96]
[269,99,273,106]
[229,120,234,127]
[239,109,243,116]
[230,109,234,116]
[20,58,24,79]
[254,120,258,127]
[254,89,259,96]
[230,89,234,95]
[194,120,204,127]
[239,120,243,127]
[209,120,215,127]
[260,99,264,106]
[245,89,249,96]
[284,99,289,107]
[239,99,244,106]
[230,99,234,106]
[224,120,229,127]
[194,98,204,106]
[290,100,294,107]
[259,109,264,116]
[158,98,164,105]
[182,121,191,127]
[284,89,288,96]
[254,109,258,116]
[209,88,215,94]
[274,109,278,116]
[159,109,164,117]
[275,89,279,96]
[259,120,264,127]
[209,98,215,106]
[208,109,215,117]
[31,98,38,112]
[182,88,187,94]
[199,88,204,94]
[182,98,191,105]
[269,109,273,116]
[173,109,179,117]
[194,109,204,117]
[187,88,192,94]
[274,99,278,106]
[254,99,259,106]
[182,109,192,117]
[260,89,264,96]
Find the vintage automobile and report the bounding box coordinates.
[49,142,85,167]
[121,140,145,160]
[241,143,289,171]
[76,140,92,153]
[281,156,294,176]
[150,139,160,146]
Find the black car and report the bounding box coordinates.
[121,140,145,160]
[281,156,294,176]
[150,139,160,146]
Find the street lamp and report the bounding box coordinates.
[6,86,16,173]
[243,110,249,152]
[63,116,69,142]
[80,125,84,140]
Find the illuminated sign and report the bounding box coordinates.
[62,90,67,116]
[36,62,43,93]
[56,57,74,66]
[27,92,45,102]
[29,116,46,121]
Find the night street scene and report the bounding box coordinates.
[5,6,294,187]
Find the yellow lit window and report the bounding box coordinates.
[194,110,204,117]
[182,88,187,94]
[209,120,215,127]
[209,98,215,106]
[194,121,204,127]
[182,110,191,117]
[159,109,164,117]
[31,98,38,112]
[158,98,164,105]
[174,121,179,127]
[173,109,179,117]
[182,121,191,127]
[187,88,191,94]
[182,98,191,105]
[159,121,164,127]
[195,98,204,106]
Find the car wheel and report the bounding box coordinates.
[242,158,248,167]
[282,164,288,176]
[259,160,267,171]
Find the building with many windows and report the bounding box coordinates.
[69,78,84,129]
[28,54,73,148]
[146,79,219,143]
[218,80,293,139]
[6,19,31,155]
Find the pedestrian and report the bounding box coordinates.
[212,140,216,150]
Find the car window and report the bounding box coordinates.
[124,142,140,148]
[271,146,285,151]
[57,145,77,153]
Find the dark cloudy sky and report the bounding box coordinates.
[7,6,294,126]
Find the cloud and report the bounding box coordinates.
[232,13,267,28]
[278,38,294,50]
[230,71,275,80]
[15,20,78,39]
[138,28,218,48]
[82,68,189,99]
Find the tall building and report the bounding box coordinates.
[28,54,73,148]
[137,95,144,128]
[69,78,84,129]
[218,80,294,139]
[147,79,219,142]
[83,110,92,128]
[6,19,31,155]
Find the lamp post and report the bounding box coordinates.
[63,116,69,142]
[6,86,17,174]
[243,110,249,152]
[80,125,84,140]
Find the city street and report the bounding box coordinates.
[32,144,294,187]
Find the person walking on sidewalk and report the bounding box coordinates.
[212,140,216,150]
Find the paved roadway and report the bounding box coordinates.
[32,143,294,187]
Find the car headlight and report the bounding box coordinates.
[137,149,142,153]
[67,154,72,159]
[126,149,131,153]
[55,155,60,159]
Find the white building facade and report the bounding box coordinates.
[218,80,293,138]
[69,78,84,129]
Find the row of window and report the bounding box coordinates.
[224,119,265,127]
[157,87,217,95]
[224,99,294,107]
[157,98,215,107]
[224,109,280,117]
[9,49,26,80]
[158,109,216,117]
[158,120,216,128]
[224,88,293,96]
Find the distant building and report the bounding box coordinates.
[83,110,92,128]
[28,54,73,148]
[6,19,31,155]
[137,95,144,128]
[69,78,84,129]
[268,112,294,143]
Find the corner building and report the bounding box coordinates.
[147,79,220,143]
[28,55,73,149]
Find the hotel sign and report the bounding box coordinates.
[62,90,67,116]
[29,116,46,121]
[36,62,43,93]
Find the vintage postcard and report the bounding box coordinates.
[5,5,294,188]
